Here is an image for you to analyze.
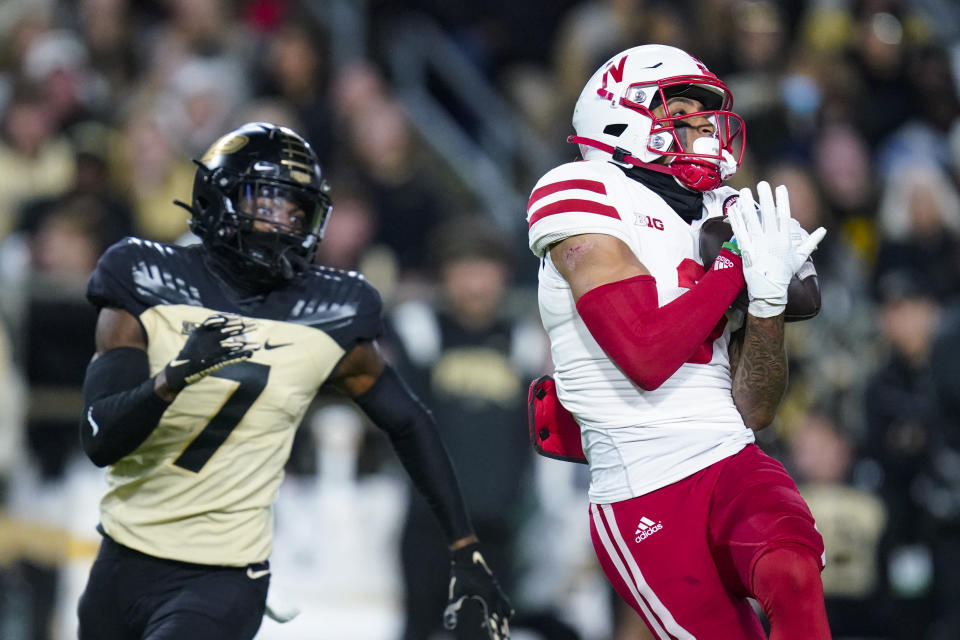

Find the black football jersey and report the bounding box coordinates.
[85,236,382,565]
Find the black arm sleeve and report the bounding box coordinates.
[352,365,474,544]
[80,347,170,467]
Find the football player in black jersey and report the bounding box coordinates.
[76,122,513,640]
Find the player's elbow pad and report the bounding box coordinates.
[575,252,745,391]
[80,347,169,467]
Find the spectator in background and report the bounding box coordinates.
[16,120,136,251]
[389,216,548,640]
[112,100,195,242]
[874,164,960,301]
[254,18,333,162]
[367,0,574,84]
[333,74,452,284]
[875,43,960,178]
[144,0,249,84]
[313,178,377,273]
[0,317,25,501]
[158,55,249,160]
[950,119,960,186]
[844,4,914,151]
[551,0,647,116]
[812,122,879,225]
[927,305,960,640]
[232,97,305,136]
[768,161,870,311]
[21,29,109,133]
[0,5,54,76]
[786,408,887,638]
[765,162,873,434]
[22,197,104,481]
[133,0,252,164]
[0,82,75,238]
[718,0,790,166]
[0,196,102,640]
[75,0,142,98]
[864,269,943,639]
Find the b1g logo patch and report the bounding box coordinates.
[635,214,664,230]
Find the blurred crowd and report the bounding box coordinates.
[0,0,958,639]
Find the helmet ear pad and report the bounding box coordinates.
[189,164,241,244]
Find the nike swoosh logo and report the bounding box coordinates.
[246,567,271,580]
[263,341,293,351]
[472,551,492,574]
[87,407,100,437]
[169,359,190,367]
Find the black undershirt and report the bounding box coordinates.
[620,165,703,224]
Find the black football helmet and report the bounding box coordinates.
[180,122,332,285]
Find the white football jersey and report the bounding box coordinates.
[528,160,755,504]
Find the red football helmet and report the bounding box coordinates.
[571,44,745,191]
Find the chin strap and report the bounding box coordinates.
[567,135,725,192]
[568,135,673,174]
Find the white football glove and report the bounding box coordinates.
[726,181,826,318]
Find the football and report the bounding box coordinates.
[698,216,821,322]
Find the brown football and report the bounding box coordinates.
[698,216,821,322]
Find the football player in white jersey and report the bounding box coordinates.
[76,123,512,640]
[527,45,830,639]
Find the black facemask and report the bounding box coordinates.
[620,165,704,224]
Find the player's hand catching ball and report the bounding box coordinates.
[726,181,826,318]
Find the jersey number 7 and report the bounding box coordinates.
[173,362,270,472]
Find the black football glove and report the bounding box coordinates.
[164,315,254,391]
[444,542,514,640]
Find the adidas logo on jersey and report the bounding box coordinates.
[713,254,735,270]
[634,516,663,543]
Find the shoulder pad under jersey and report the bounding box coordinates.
[87,237,207,316]
[526,160,633,257]
[282,265,383,350]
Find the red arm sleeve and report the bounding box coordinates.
[575,249,745,391]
